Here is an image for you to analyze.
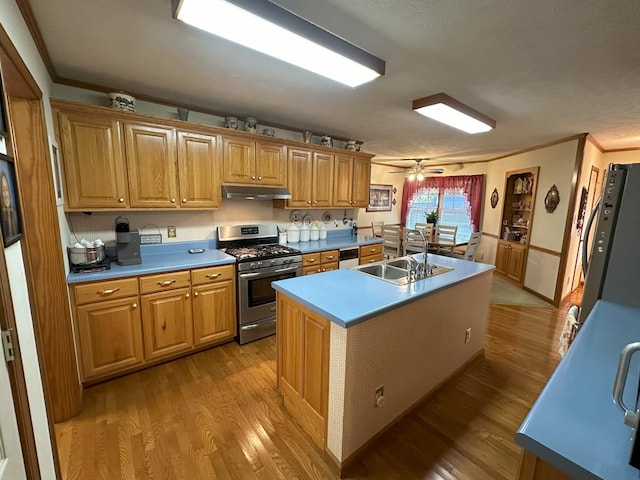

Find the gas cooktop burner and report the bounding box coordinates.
[224,243,301,260]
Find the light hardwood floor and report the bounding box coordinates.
[55,290,581,479]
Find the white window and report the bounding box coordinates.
[407,187,472,243]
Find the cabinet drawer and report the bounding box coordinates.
[360,243,382,257]
[360,253,382,264]
[73,278,139,306]
[302,253,322,267]
[303,265,322,276]
[191,264,235,285]
[320,250,338,263]
[139,270,191,294]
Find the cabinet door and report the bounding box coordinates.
[177,130,220,208]
[222,136,255,184]
[333,154,354,207]
[351,157,371,207]
[75,297,143,381]
[313,152,333,207]
[125,122,178,208]
[192,280,236,346]
[287,148,314,207]
[495,241,510,275]
[58,111,128,209]
[277,294,330,447]
[255,142,286,186]
[507,244,527,284]
[141,287,193,360]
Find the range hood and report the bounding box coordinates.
[222,185,292,200]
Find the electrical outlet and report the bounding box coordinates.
[465,328,472,343]
[374,385,385,407]
[168,226,176,238]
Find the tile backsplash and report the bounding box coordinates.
[66,201,358,246]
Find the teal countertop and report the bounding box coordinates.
[516,300,640,479]
[272,254,494,328]
[67,233,382,284]
[67,240,235,284]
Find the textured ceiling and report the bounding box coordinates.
[25,0,640,167]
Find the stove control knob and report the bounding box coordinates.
[250,262,257,269]
[271,259,276,265]
[257,261,263,268]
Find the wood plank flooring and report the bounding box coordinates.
[55,289,581,480]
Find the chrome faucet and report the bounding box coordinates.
[403,229,429,279]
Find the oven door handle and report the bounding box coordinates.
[241,318,277,330]
[238,266,300,279]
[274,266,300,274]
[239,272,261,278]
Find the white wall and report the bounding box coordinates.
[0,0,58,477]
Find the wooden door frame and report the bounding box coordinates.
[0,22,72,479]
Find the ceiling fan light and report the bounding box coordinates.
[408,172,416,181]
[412,93,495,134]
[416,172,424,181]
[175,0,385,87]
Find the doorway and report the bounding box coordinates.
[572,166,600,291]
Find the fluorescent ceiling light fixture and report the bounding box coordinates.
[412,93,496,134]
[174,0,385,87]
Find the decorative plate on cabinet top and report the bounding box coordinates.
[303,214,313,227]
[290,210,302,224]
[322,211,331,223]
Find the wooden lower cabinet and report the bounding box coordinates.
[192,280,236,346]
[71,265,236,383]
[302,249,339,275]
[141,287,194,360]
[518,450,572,480]
[495,240,527,284]
[75,297,143,381]
[359,243,383,264]
[277,293,330,447]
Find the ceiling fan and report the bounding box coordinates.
[388,159,445,180]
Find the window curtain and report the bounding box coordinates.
[401,174,484,231]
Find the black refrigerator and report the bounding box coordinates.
[580,162,640,323]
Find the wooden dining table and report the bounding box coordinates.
[401,229,461,252]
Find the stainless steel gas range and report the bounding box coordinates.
[217,224,302,345]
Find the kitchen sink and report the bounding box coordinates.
[352,256,454,285]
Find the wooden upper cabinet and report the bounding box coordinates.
[287,147,314,207]
[223,137,286,186]
[255,141,286,186]
[222,136,255,184]
[125,122,178,208]
[351,157,371,207]
[312,152,333,208]
[58,110,129,209]
[177,131,221,208]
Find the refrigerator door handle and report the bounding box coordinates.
[582,195,602,276]
[613,341,640,428]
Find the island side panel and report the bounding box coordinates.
[335,272,493,462]
[327,324,348,462]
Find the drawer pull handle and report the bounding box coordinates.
[158,280,177,286]
[326,255,334,259]
[206,273,221,279]
[98,288,119,295]
[308,258,317,262]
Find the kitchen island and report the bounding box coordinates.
[272,254,494,472]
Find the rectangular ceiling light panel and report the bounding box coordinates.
[175,0,385,87]
[412,93,495,134]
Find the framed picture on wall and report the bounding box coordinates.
[367,184,393,212]
[0,153,23,247]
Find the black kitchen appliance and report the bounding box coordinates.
[115,216,141,265]
[217,224,302,345]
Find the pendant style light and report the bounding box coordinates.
[174,0,386,87]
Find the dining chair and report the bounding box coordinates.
[381,225,401,259]
[405,223,432,254]
[435,225,458,255]
[371,220,384,237]
[453,231,481,261]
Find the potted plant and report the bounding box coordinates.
[425,210,438,225]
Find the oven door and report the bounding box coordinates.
[238,264,302,327]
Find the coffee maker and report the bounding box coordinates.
[115,216,141,265]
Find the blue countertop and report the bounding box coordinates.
[272,254,494,328]
[516,300,640,480]
[67,240,236,284]
[67,233,382,284]
[289,233,381,253]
